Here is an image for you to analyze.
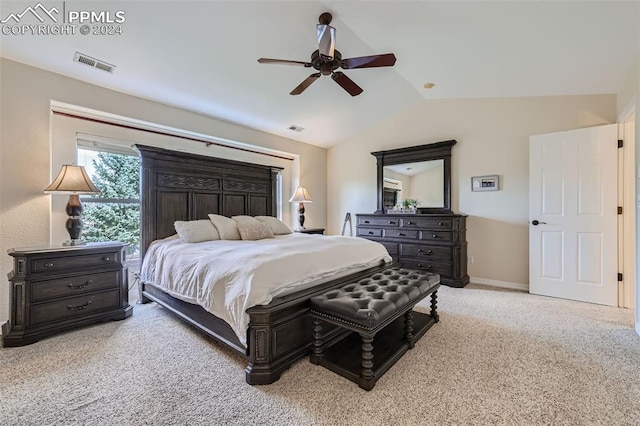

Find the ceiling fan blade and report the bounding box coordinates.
[317,24,336,59]
[290,73,321,95]
[341,53,397,69]
[257,58,312,67]
[331,72,363,96]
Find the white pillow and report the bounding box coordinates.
[174,220,220,243]
[255,216,292,235]
[208,214,241,240]
[232,216,275,241]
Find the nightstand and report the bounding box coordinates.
[295,228,325,235]
[2,242,132,347]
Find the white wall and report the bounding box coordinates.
[0,58,327,326]
[328,95,617,288]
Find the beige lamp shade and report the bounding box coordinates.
[44,165,100,194]
[289,186,312,203]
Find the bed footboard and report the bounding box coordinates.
[140,263,390,385]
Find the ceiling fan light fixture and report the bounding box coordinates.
[423,83,435,89]
[288,125,305,132]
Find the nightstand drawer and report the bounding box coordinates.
[31,252,119,273]
[31,272,120,302]
[31,289,121,326]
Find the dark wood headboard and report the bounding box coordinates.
[135,145,283,256]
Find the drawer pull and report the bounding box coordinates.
[398,233,405,237]
[102,256,111,262]
[67,300,92,311]
[432,234,438,239]
[368,231,374,235]
[417,263,433,270]
[389,221,396,225]
[67,280,93,290]
[407,221,414,225]
[364,220,370,224]
[44,262,54,268]
[418,249,433,255]
[438,222,443,226]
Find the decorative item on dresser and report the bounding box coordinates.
[2,242,132,347]
[357,139,470,287]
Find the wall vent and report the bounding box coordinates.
[73,52,116,73]
[288,125,304,132]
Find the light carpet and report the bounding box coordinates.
[0,284,638,426]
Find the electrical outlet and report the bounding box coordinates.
[468,256,474,264]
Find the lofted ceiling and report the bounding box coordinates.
[1,1,638,147]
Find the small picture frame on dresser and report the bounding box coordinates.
[471,175,499,192]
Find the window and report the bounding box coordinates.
[77,146,141,258]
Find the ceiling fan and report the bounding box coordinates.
[257,12,396,97]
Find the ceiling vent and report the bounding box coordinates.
[288,125,304,132]
[73,52,116,73]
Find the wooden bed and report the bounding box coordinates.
[136,145,386,384]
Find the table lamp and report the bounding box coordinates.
[289,186,312,229]
[44,164,100,246]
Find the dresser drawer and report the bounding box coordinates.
[358,228,383,238]
[380,242,398,257]
[383,229,419,239]
[401,244,452,260]
[31,272,120,302]
[419,231,453,242]
[401,259,452,276]
[358,217,400,227]
[30,289,121,326]
[400,218,453,229]
[31,252,119,273]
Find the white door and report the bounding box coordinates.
[529,124,618,306]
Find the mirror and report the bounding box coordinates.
[383,159,444,209]
[372,140,456,214]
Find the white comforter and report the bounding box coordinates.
[140,233,391,346]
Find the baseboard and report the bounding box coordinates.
[470,277,528,292]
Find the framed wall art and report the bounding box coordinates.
[471,175,499,192]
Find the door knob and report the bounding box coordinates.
[531,220,547,226]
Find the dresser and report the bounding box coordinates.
[2,242,132,347]
[356,213,469,287]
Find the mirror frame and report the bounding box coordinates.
[372,139,456,214]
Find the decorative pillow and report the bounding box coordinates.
[255,216,292,235]
[174,220,220,243]
[232,216,275,241]
[208,214,241,240]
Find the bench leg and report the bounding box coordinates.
[310,318,323,364]
[360,334,374,383]
[430,290,439,323]
[404,310,415,348]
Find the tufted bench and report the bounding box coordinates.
[310,266,440,390]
